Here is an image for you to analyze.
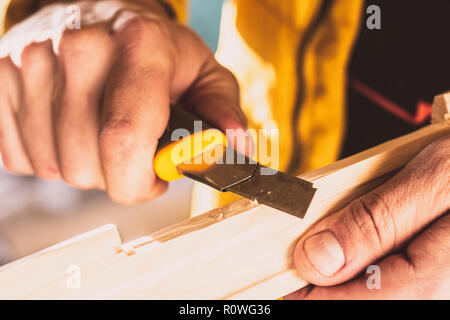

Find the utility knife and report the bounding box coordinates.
[154,106,316,219]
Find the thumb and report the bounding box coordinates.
[293,137,450,286]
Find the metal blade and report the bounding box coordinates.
[178,147,316,219]
[226,166,316,219]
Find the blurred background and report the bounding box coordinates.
[0,0,225,265]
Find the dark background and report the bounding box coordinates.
[342,0,450,157]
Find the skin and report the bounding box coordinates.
[286,136,450,299]
[0,0,448,299]
[0,0,247,204]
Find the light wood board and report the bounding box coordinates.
[0,93,449,299]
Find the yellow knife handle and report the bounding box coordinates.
[154,106,228,182]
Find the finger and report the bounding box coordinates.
[405,212,450,298]
[293,136,450,286]
[286,254,416,300]
[168,24,249,155]
[99,17,171,204]
[186,58,252,156]
[180,57,246,131]
[287,213,450,300]
[55,27,114,189]
[0,57,33,174]
[18,40,60,179]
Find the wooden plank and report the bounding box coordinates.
[1,119,448,299]
[432,91,450,123]
[0,224,121,299]
[150,121,450,243]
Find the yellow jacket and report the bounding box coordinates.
[1,0,363,215]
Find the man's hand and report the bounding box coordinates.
[286,135,450,299]
[0,1,246,204]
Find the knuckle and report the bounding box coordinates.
[21,42,53,71]
[0,56,15,76]
[21,42,42,62]
[424,135,450,169]
[121,16,167,40]
[426,134,450,153]
[140,17,166,36]
[345,193,391,251]
[219,66,241,96]
[60,28,82,46]
[221,65,239,86]
[118,17,174,67]
[59,30,83,59]
[99,119,136,163]
[408,135,450,210]
[412,135,450,176]
[59,28,100,62]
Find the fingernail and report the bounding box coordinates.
[304,231,345,277]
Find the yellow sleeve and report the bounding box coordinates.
[1,0,35,34]
[1,0,188,35]
[167,0,187,22]
[0,0,8,34]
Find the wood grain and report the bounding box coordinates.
[432,91,450,123]
[0,120,448,299]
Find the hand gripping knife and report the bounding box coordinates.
[153,106,316,219]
